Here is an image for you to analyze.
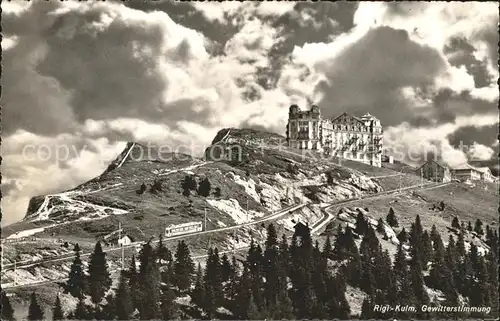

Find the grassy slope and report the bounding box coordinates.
[343,182,498,238]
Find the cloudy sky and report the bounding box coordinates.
[1,1,498,226]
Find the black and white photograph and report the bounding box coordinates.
[1,1,499,320]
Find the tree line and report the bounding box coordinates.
[2,209,498,320]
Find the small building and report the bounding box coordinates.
[452,164,483,182]
[382,154,394,164]
[415,160,451,183]
[103,233,134,246]
[118,235,133,246]
[476,167,494,182]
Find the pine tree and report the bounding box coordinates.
[52,296,64,321]
[288,222,315,318]
[342,226,362,287]
[410,258,429,307]
[421,230,433,270]
[74,297,88,320]
[474,219,484,235]
[410,215,424,249]
[127,255,140,311]
[451,216,460,229]
[156,233,166,261]
[469,243,479,272]
[430,225,445,254]
[278,234,290,276]
[87,241,112,304]
[355,212,368,236]
[469,256,490,313]
[396,265,416,319]
[1,291,15,321]
[191,263,205,310]
[393,242,407,281]
[203,248,224,317]
[232,265,253,318]
[27,292,44,321]
[265,223,278,249]
[456,231,466,257]
[322,235,333,259]
[467,220,473,231]
[181,175,197,191]
[374,250,392,291]
[485,225,495,247]
[376,217,385,234]
[386,207,399,227]
[429,230,458,303]
[161,286,179,320]
[65,243,85,299]
[272,289,294,319]
[445,235,458,269]
[263,224,280,308]
[220,253,233,283]
[386,269,399,308]
[397,227,409,243]
[247,241,265,311]
[173,240,195,291]
[326,171,335,185]
[486,249,499,316]
[214,186,222,198]
[246,293,261,320]
[372,290,388,319]
[197,177,211,197]
[360,297,373,319]
[360,260,377,297]
[225,256,240,301]
[311,252,329,317]
[332,225,346,260]
[138,242,161,319]
[359,226,382,296]
[327,273,350,319]
[115,272,134,320]
[157,237,174,285]
[455,252,473,297]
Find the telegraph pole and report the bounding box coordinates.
[204,208,207,231]
[119,222,124,270]
[14,260,16,285]
[246,198,249,222]
[421,168,423,187]
[1,240,3,276]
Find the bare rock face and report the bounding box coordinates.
[348,173,382,192]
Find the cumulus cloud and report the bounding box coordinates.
[0,1,323,224]
[1,130,125,226]
[466,143,495,162]
[384,113,498,167]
